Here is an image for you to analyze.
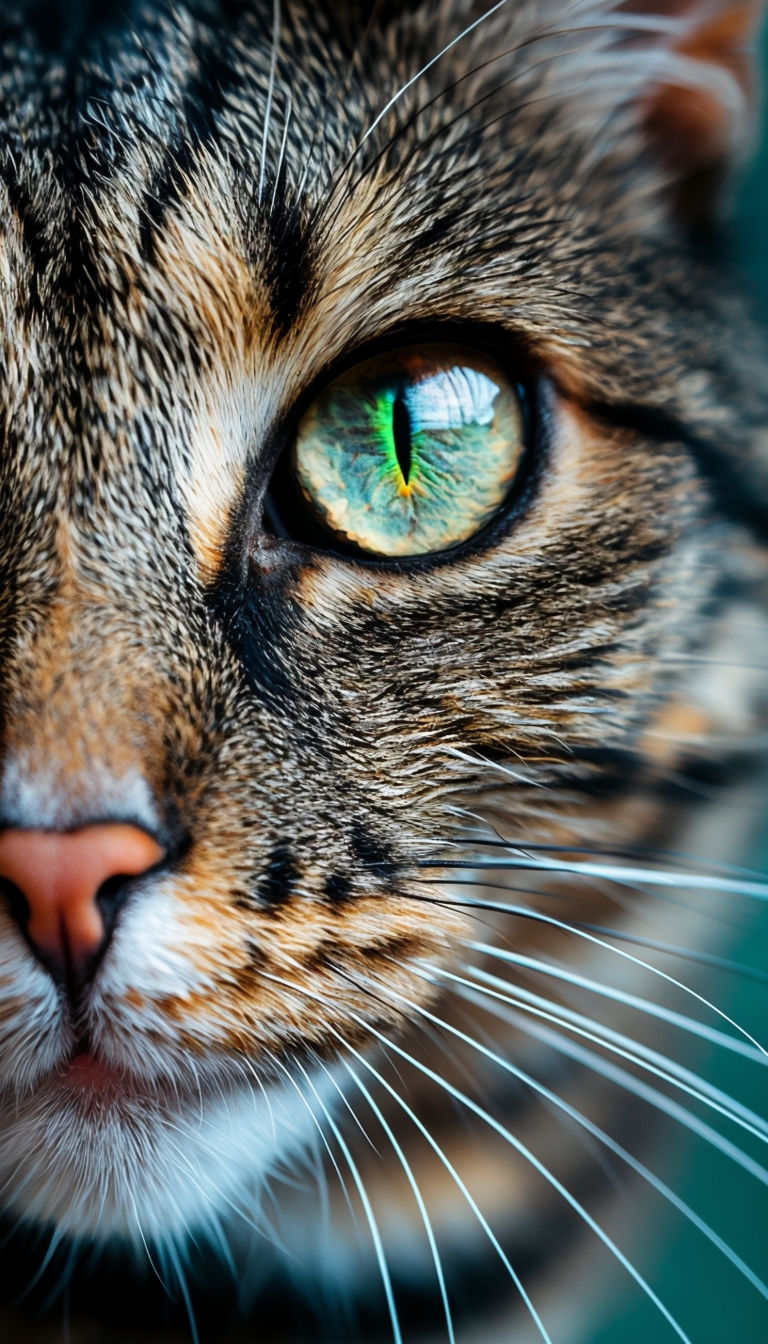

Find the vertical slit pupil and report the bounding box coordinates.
[392,391,412,484]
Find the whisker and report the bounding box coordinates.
[320,1037,552,1342]
[419,854,768,903]
[256,968,551,1341]
[398,891,768,1057]
[413,871,759,950]
[258,0,282,206]
[290,1057,403,1344]
[354,0,513,153]
[437,822,768,881]
[434,961,768,1144]
[343,990,693,1343]
[458,944,766,1063]
[265,1049,360,1233]
[394,968,768,1302]
[163,1238,200,1344]
[327,1059,457,1344]
[269,90,293,217]
[456,985,768,1188]
[126,1187,173,1295]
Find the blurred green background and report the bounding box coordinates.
[735,35,768,304]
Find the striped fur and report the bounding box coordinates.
[0,2,766,1340]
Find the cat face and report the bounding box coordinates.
[0,0,766,1307]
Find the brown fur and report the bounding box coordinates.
[0,2,766,1340]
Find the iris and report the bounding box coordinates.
[293,345,525,557]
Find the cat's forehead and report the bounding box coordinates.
[2,0,735,586]
[1,2,631,566]
[0,0,659,352]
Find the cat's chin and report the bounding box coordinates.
[0,1051,334,1247]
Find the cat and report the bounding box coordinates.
[0,1,767,1341]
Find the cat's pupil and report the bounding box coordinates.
[392,388,412,485]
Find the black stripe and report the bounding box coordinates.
[138,22,246,265]
[256,844,300,909]
[588,398,768,536]
[261,195,314,337]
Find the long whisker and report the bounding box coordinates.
[308,1027,552,1342]
[253,953,695,1341]
[290,1056,403,1344]
[163,1238,200,1344]
[255,963,552,1341]
[317,29,616,246]
[258,0,282,206]
[264,1050,360,1233]
[391,968,768,1301]
[411,873,761,961]
[342,993,693,1343]
[269,90,293,217]
[323,1059,457,1344]
[403,878,768,982]
[126,1187,174,1295]
[434,961,768,1144]
[354,0,513,152]
[456,943,766,1062]
[398,891,767,1057]
[437,823,768,881]
[456,983,768,1188]
[419,854,768,902]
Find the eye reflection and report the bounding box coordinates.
[292,344,526,557]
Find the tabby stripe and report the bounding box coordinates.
[588,399,768,536]
[138,20,247,265]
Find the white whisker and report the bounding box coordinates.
[456,987,768,1188]
[356,0,512,152]
[415,894,767,1058]
[436,961,768,1143]
[291,1057,403,1344]
[258,0,281,205]
[329,1060,457,1344]
[324,1035,551,1343]
[426,853,768,902]
[459,943,765,1062]
[393,970,768,1302]
[350,999,692,1343]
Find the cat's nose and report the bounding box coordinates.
[0,825,164,988]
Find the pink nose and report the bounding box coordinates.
[0,825,164,980]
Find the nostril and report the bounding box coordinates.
[0,824,166,990]
[0,874,30,938]
[95,869,152,940]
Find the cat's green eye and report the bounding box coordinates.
[291,345,526,557]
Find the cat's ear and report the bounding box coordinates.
[635,1,765,214]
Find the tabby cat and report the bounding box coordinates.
[1,1,767,1341]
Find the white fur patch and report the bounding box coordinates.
[0,1055,335,1246]
[0,757,160,833]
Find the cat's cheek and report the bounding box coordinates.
[83,869,277,1073]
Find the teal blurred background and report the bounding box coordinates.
[735,31,768,304]
[585,27,768,1344]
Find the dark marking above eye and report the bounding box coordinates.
[260,195,314,338]
[257,845,300,910]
